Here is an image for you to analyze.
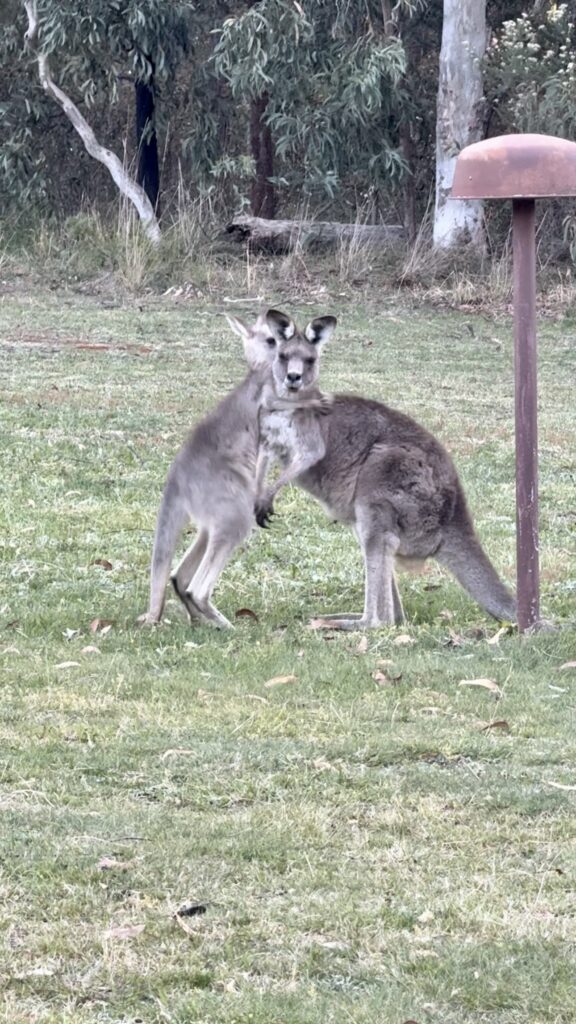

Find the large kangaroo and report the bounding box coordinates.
[256,314,517,629]
[139,311,334,629]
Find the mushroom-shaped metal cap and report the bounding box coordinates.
[451,133,576,200]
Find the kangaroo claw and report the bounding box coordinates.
[255,505,275,529]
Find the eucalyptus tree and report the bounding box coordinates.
[433,0,487,249]
[213,0,410,219]
[13,0,192,236]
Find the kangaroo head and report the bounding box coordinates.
[265,309,337,397]
[225,312,277,370]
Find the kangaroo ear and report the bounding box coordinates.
[224,314,251,340]
[265,308,296,341]
[305,315,337,347]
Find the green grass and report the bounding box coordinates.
[1,285,575,1024]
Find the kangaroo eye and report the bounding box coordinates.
[306,358,316,367]
[266,336,276,348]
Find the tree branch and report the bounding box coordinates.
[22,0,161,245]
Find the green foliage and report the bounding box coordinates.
[212,0,407,203]
[485,2,576,138]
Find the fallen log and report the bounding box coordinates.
[225,214,405,253]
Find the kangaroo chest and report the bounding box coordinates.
[260,410,300,465]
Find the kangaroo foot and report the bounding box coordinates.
[181,588,233,629]
[137,611,161,627]
[309,613,382,631]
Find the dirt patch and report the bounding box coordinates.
[5,331,153,355]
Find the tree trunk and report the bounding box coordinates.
[23,0,161,246]
[433,0,486,249]
[135,70,160,212]
[226,215,404,253]
[250,93,276,219]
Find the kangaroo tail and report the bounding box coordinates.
[144,478,189,623]
[436,487,516,622]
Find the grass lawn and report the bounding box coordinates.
[1,284,575,1024]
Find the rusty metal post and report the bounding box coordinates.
[512,199,539,630]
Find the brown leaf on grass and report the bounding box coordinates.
[161,748,195,760]
[373,670,401,687]
[443,629,465,647]
[356,636,368,654]
[480,719,510,733]
[81,645,101,655]
[91,558,113,571]
[54,661,81,670]
[103,923,145,940]
[264,674,297,688]
[90,618,114,634]
[459,678,502,696]
[486,625,511,645]
[98,857,135,871]
[394,633,415,646]
[235,607,259,622]
[545,780,576,792]
[559,661,576,671]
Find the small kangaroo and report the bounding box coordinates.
[255,318,516,630]
[139,310,334,629]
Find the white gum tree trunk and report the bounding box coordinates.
[433,0,486,249]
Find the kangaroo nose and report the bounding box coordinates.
[287,371,301,383]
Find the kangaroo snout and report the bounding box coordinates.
[286,371,302,387]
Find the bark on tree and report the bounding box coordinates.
[250,92,276,219]
[433,0,486,249]
[135,68,160,212]
[23,0,161,245]
[226,215,404,253]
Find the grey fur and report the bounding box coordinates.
[138,311,334,629]
[256,322,517,630]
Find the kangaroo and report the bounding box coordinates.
[255,319,517,630]
[138,310,334,629]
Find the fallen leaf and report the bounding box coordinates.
[235,607,259,622]
[309,617,338,630]
[443,629,465,647]
[459,678,502,696]
[312,757,339,772]
[161,748,195,760]
[54,661,81,669]
[394,633,415,646]
[486,626,509,645]
[197,689,217,701]
[244,693,269,704]
[377,658,395,668]
[417,909,434,924]
[559,661,576,671]
[91,559,113,571]
[81,645,101,655]
[98,857,134,871]
[373,670,396,687]
[90,618,114,634]
[545,781,576,792]
[356,636,368,654]
[176,902,207,918]
[63,628,81,640]
[264,674,297,688]
[104,923,145,940]
[480,719,510,733]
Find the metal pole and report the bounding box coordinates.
[512,198,539,631]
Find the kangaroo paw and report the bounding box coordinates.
[255,503,276,529]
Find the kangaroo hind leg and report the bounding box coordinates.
[183,511,253,629]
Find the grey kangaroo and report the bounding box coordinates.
[139,310,334,629]
[255,314,516,629]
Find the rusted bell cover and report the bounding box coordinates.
[451,133,576,200]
